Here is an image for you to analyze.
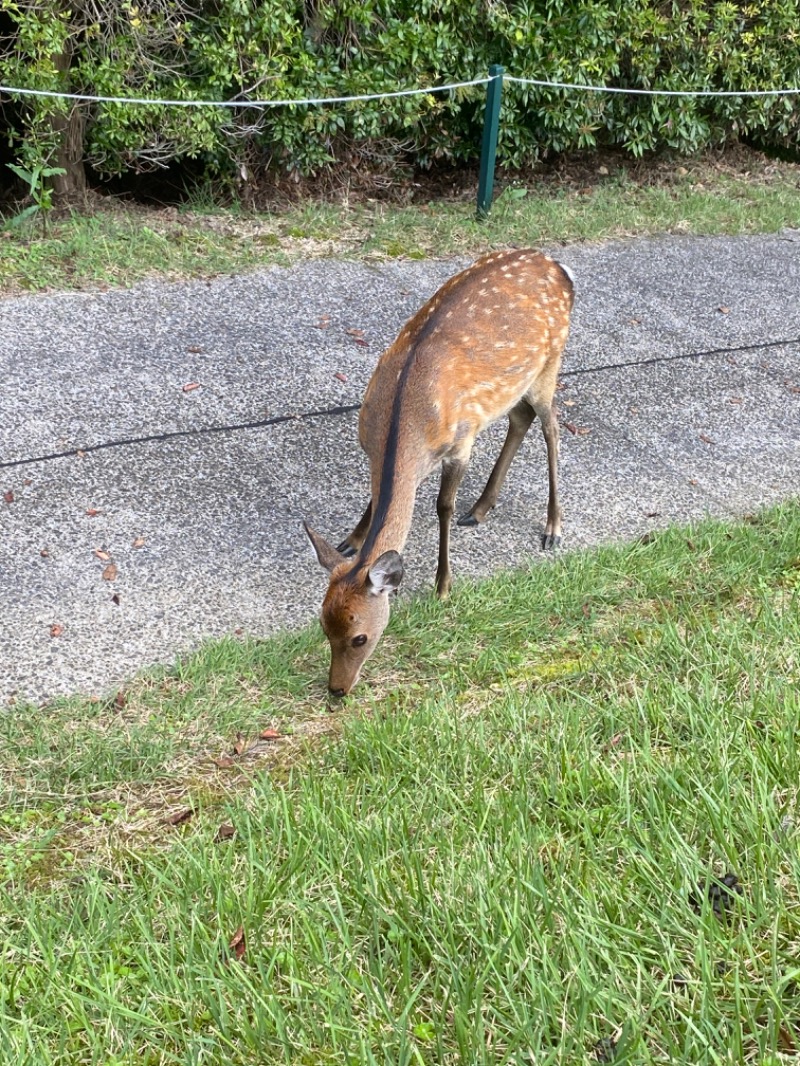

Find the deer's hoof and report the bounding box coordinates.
[541,533,562,551]
[457,513,479,528]
[337,540,357,558]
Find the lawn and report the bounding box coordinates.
[2,501,799,1064]
[1,146,799,296]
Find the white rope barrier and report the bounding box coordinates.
[504,74,800,97]
[0,77,491,108]
[1,72,799,107]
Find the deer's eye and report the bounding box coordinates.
[352,634,368,648]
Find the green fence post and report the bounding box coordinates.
[476,64,504,220]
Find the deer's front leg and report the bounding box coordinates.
[337,500,373,557]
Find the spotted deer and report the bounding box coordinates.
[304,249,575,696]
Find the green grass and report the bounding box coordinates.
[1,148,799,295]
[2,501,800,1064]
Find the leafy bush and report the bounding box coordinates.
[1,0,799,188]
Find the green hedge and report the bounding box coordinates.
[2,0,799,184]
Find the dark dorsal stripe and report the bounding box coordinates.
[342,294,448,583]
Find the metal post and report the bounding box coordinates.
[476,65,504,220]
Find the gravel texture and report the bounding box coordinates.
[1,232,799,705]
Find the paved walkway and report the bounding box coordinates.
[1,232,799,705]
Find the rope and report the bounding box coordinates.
[0,78,490,109]
[2,72,799,107]
[504,74,800,97]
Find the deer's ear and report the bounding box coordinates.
[367,550,404,594]
[303,522,346,574]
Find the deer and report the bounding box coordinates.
[304,249,575,696]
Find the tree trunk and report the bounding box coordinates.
[50,47,87,207]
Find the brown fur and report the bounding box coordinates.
[306,249,575,695]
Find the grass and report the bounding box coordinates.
[1,147,799,295]
[2,501,800,1064]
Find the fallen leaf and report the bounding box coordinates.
[686,539,696,551]
[346,328,365,338]
[718,305,730,314]
[214,756,235,769]
[629,317,641,325]
[728,397,743,405]
[94,548,111,561]
[228,925,246,962]
[699,433,715,444]
[556,381,567,391]
[563,399,577,407]
[638,531,656,545]
[111,593,121,605]
[102,562,118,581]
[576,427,591,436]
[259,728,281,741]
[233,734,248,756]
[132,536,146,549]
[688,478,699,485]
[603,732,624,752]
[215,823,236,842]
[786,381,800,394]
[76,450,86,459]
[564,422,578,435]
[50,623,64,638]
[314,314,331,329]
[334,372,347,383]
[182,382,201,393]
[40,548,50,558]
[186,345,204,354]
[167,808,194,827]
[114,690,127,711]
[646,510,661,518]
[354,338,369,347]
[23,478,32,487]
[778,1024,797,1052]
[581,602,591,618]
[85,507,101,516]
[3,490,14,504]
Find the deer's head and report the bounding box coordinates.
[304,523,403,695]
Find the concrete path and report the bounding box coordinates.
[1,233,799,705]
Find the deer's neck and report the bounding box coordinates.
[362,470,418,562]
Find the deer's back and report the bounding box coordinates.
[359,250,573,477]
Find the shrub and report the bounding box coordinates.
[1,0,798,194]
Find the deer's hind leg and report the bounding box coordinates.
[530,394,561,550]
[457,399,535,527]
